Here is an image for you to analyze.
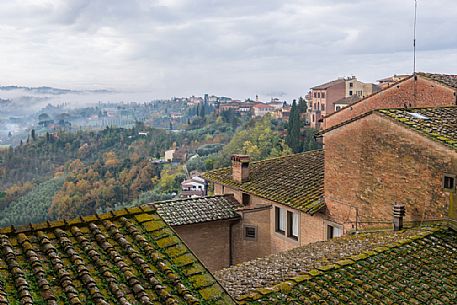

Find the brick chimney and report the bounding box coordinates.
[231,155,250,183]
[393,203,405,231]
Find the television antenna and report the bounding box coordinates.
[413,0,418,75]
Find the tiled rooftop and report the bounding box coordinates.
[419,72,457,89]
[154,195,241,226]
[237,225,457,304]
[333,95,361,105]
[215,228,431,299]
[0,205,234,305]
[379,107,457,150]
[311,79,345,90]
[203,150,324,214]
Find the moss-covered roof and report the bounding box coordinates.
[379,107,457,150]
[238,226,457,304]
[419,73,457,90]
[0,205,234,305]
[203,151,324,215]
[215,228,430,299]
[154,195,241,226]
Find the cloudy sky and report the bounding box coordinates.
[0,0,456,102]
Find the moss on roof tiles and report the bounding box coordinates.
[379,107,457,150]
[238,226,457,304]
[0,206,234,304]
[154,195,241,226]
[419,73,457,90]
[203,150,324,214]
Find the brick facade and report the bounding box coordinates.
[174,219,235,272]
[214,184,327,259]
[324,113,457,231]
[323,76,457,130]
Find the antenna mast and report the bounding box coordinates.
[413,0,417,75]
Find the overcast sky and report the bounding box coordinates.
[0,0,456,102]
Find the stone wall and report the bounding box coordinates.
[324,113,457,230]
[324,76,456,130]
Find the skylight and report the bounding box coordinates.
[408,112,430,120]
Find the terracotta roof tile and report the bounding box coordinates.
[203,151,325,214]
[379,106,457,150]
[154,195,241,226]
[0,206,234,304]
[237,226,456,304]
[215,227,433,299]
[419,73,457,89]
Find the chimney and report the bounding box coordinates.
[231,155,250,183]
[393,203,405,231]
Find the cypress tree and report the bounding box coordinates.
[286,100,302,153]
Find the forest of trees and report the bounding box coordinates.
[0,100,320,227]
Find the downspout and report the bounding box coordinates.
[229,220,234,266]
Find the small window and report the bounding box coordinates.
[321,104,325,111]
[349,90,353,96]
[287,211,299,240]
[313,92,317,98]
[443,174,456,192]
[244,225,257,240]
[327,224,342,240]
[335,106,341,111]
[321,92,326,99]
[349,82,353,88]
[242,193,251,205]
[275,207,285,234]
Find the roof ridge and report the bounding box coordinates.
[236,226,442,303]
[0,204,154,235]
[152,194,233,206]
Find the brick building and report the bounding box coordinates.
[203,151,332,259]
[154,195,241,272]
[309,76,378,129]
[323,73,457,130]
[322,107,457,233]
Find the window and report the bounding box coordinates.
[349,82,353,88]
[321,104,325,111]
[443,174,456,192]
[275,207,285,234]
[242,193,251,205]
[335,106,341,111]
[287,211,299,240]
[244,225,257,240]
[317,92,321,98]
[327,224,342,240]
[313,92,317,98]
[349,90,353,96]
[321,92,326,99]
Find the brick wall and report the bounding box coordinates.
[232,206,272,264]
[324,76,456,130]
[324,113,457,230]
[174,219,235,272]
